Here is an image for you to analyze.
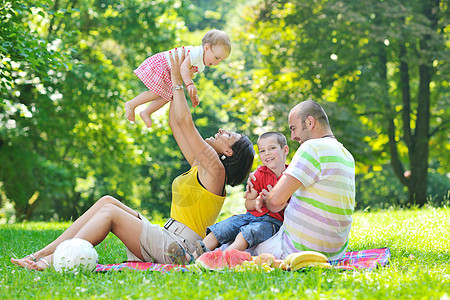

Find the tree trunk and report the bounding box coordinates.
[408,0,438,206]
[25,197,39,220]
[374,40,409,194]
[410,65,431,206]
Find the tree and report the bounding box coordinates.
[0,0,190,220]
[0,0,74,219]
[231,0,448,206]
[1,0,242,220]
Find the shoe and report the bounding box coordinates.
[195,240,210,257]
[167,242,195,265]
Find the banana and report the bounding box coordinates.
[284,252,300,266]
[290,251,328,266]
[284,251,329,270]
[285,252,312,266]
[290,261,332,271]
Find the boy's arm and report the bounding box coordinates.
[244,171,256,198]
[244,186,260,211]
[244,169,263,212]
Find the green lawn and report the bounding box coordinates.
[1,207,449,299]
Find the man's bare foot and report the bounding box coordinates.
[139,111,153,128]
[125,102,135,122]
[11,256,36,268]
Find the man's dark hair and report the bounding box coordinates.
[222,135,255,186]
[297,100,330,127]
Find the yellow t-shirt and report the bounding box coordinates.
[170,166,226,238]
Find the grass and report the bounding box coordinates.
[1,207,449,299]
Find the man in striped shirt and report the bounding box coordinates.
[254,100,355,260]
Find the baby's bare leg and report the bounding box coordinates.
[125,91,160,122]
[139,97,168,128]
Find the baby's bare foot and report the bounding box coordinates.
[139,111,153,128]
[125,102,135,122]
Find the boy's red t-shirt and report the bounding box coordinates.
[248,165,288,221]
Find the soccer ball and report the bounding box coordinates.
[53,238,98,273]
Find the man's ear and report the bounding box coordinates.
[306,116,315,130]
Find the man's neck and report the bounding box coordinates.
[312,128,333,139]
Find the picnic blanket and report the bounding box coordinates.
[329,247,391,270]
[95,261,189,273]
[94,247,390,273]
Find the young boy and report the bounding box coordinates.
[168,131,289,263]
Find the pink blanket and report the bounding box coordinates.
[329,247,391,270]
[94,247,391,273]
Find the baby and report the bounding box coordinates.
[125,29,231,127]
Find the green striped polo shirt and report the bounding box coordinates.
[283,137,355,259]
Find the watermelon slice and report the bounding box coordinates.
[196,248,253,270]
[224,249,252,269]
[196,249,227,270]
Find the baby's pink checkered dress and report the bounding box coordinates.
[134,52,173,102]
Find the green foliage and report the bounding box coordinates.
[0,0,191,220]
[0,0,247,221]
[181,0,242,31]
[1,208,449,299]
[356,165,409,210]
[0,0,71,95]
[228,0,449,206]
[0,0,448,220]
